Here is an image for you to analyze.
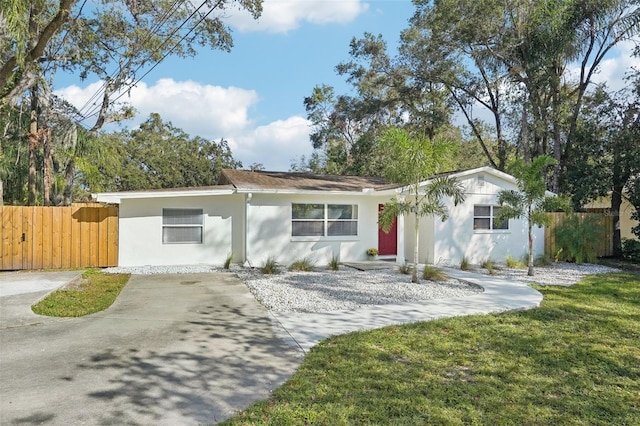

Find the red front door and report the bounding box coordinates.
[378,204,397,256]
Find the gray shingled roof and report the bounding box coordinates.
[220,169,399,192]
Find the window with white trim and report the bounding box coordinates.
[292,204,358,237]
[162,208,204,244]
[473,205,508,230]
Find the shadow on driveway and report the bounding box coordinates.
[0,273,303,425]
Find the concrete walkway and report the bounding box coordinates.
[270,267,544,353]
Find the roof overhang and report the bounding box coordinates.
[93,187,235,204]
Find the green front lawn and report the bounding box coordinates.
[223,273,640,425]
[32,269,130,317]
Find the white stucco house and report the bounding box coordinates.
[94,166,546,267]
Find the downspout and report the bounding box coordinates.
[244,192,253,267]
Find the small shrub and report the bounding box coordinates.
[398,263,411,275]
[223,253,233,270]
[423,266,447,281]
[481,259,496,275]
[260,257,279,274]
[622,239,640,263]
[554,214,605,264]
[534,254,553,267]
[289,257,315,272]
[328,255,340,271]
[460,256,471,271]
[506,255,526,269]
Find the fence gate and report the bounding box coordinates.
[0,204,118,271]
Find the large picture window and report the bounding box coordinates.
[292,204,358,237]
[473,205,508,230]
[162,208,204,244]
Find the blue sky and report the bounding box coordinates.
[55,0,635,171]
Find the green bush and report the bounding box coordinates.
[260,256,279,274]
[622,239,640,263]
[289,257,315,272]
[554,215,605,264]
[423,266,447,281]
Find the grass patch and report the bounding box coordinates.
[422,265,447,281]
[398,263,411,275]
[328,255,340,271]
[460,256,471,271]
[534,254,554,267]
[289,257,315,272]
[260,256,279,275]
[224,253,234,269]
[506,255,527,269]
[31,269,130,317]
[222,272,640,425]
[480,259,497,275]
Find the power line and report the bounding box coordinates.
[73,0,189,122]
[76,0,225,127]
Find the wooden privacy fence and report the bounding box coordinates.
[0,204,118,271]
[545,213,614,259]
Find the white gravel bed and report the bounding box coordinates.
[237,268,483,313]
[103,262,620,313]
[476,262,620,286]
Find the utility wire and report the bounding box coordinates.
[73,0,188,121]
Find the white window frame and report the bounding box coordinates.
[473,205,509,231]
[162,208,204,244]
[291,203,358,239]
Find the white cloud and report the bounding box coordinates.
[228,0,369,33]
[128,79,259,136]
[55,78,311,171]
[230,116,313,170]
[589,41,640,91]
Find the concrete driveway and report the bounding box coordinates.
[0,272,303,425]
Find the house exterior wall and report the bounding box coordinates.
[402,203,435,264]
[432,173,544,265]
[117,195,243,266]
[584,195,638,241]
[245,193,391,266]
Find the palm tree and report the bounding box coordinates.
[496,156,565,276]
[379,127,465,283]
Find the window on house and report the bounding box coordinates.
[292,203,358,237]
[473,205,508,230]
[162,208,204,243]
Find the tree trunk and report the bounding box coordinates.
[27,88,39,206]
[527,209,535,276]
[43,128,52,206]
[0,178,3,206]
[551,90,562,193]
[62,157,75,206]
[413,213,420,284]
[611,188,623,258]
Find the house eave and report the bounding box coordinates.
[93,188,236,204]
